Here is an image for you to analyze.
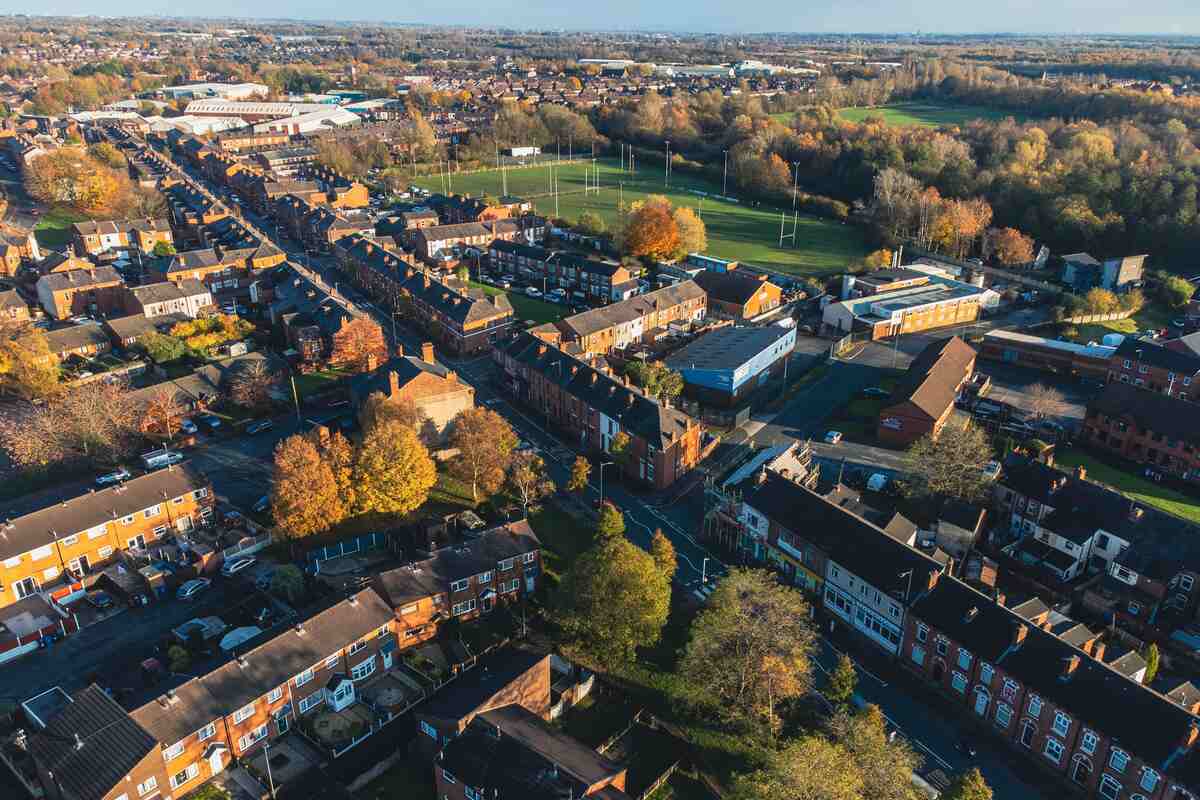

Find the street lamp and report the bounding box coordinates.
[898,569,913,604]
[262,741,277,799]
[722,149,729,196]
[664,140,670,187]
[599,461,614,505]
[702,557,710,586]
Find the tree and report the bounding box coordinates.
[623,361,683,403]
[609,430,634,473]
[729,736,864,800]
[152,241,176,257]
[317,429,357,513]
[270,565,306,604]
[329,317,388,372]
[826,654,858,708]
[904,422,994,504]
[507,451,556,511]
[984,227,1035,266]
[863,248,894,269]
[828,705,922,800]
[1143,643,1160,685]
[353,420,437,516]
[679,568,816,738]
[1027,382,1066,420]
[166,645,191,673]
[943,768,993,800]
[447,407,518,501]
[622,199,680,261]
[557,536,671,668]
[140,332,186,364]
[359,391,425,437]
[0,328,60,400]
[143,387,185,440]
[567,455,591,493]
[228,359,278,410]
[650,529,676,578]
[596,501,626,541]
[271,434,344,538]
[671,206,707,259]
[1083,288,1120,315]
[1158,274,1196,308]
[577,210,606,236]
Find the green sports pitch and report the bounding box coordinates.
[410,158,868,276]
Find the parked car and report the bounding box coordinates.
[246,419,274,435]
[85,590,115,610]
[96,468,131,486]
[221,556,257,577]
[824,431,843,444]
[179,419,198,435]
[197,414,222,431]
[525,287,543,298]
[176,578,212,601]
[141,450,184,470]
[862,387,889,398]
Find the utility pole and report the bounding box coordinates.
[722,149,729,196]
[664,140,670,187]
[792,161,801,211]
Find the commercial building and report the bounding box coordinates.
[877,336,977,446]
[980,330,1114,382]
[665,321,796,406]
[152,82,269,101]
[250,106,360,135]
[183,99,332,122]
[823,280,986,340]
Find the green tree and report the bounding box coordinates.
[609,430,634,473]
[1159,274,1195,308]
[943,767,993,800]
[271,435,345,539]
[567,455,591,493]
[152,241,176,257]
[166,645,191,673]
[729,736,864,800]
[650,529,676,578]
[1143,643,1160,684]
[826,653,858,709]
[623,361,684,403]
[596,501,626,541]
[557,536,671,669]
[828,705,922,800]
[140,332,187,364]
[679,568,816,738]
[354,420,437,517]
[577,210,606,236]
[270,565,306,604]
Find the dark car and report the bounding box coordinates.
[246,419,274,435]
[86,590,115,610]
[197,414,222,432]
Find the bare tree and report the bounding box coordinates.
[507,451,556,512]
[229,360,279,411]
[1026,383,1066,420]
[904,421,995,504]
[143,387,186,440]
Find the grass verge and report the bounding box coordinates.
[1054,449,1200,524]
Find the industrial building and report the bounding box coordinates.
[666,321,796,406]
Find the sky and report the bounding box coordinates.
[6,0,1200,36]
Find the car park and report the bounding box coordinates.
[96,468,131,486]
[220,556,257,577]
[176,578,212,601]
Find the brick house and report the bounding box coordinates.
[123,279,212,319]
[494,333,706,490]
[693,268,782,321]
[488,241,633,302]
[900,576,1200,800]
[544,280,707,356]
[878,336,976,447]
[0,464,213,610]
[43,324,112,363]
[35,267,125,320]
[350,341,475,443]
[0,288,31,321]
[1082,383,1200,481]
[1107,338,1200,400]
[71,218,173,257]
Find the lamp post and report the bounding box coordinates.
[898,569,913,604]
[664,140,670,187]
[702,557,710,586]
[722,149,729,196]
[262,741,277,799]
[599,461,614,506]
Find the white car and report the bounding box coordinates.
[824,431,843,445]
[179,419,198,435]
[525,287,543,298]
[221,556,257,577]
[96,468,131,486]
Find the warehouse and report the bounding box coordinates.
[666,321,796,406]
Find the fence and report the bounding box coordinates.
[222,532,273,561]
[1061,310,1137,325]
[638,760,682,800]
[305,532,390,569]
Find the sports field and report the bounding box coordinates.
[836,102,1022,128]
[413,158,868,276]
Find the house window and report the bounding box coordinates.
[522,552,537,564]
[351,656,376,681]
[2,556,19,568]
[1099,775,1122,800]
[137,777,158,796]
[957,649,972,671]
[1028,695,1042,718]
[98,545,114,558]
[122,514,135,525]
[144,504,161,518]
[477,571,492,584]
[952,671,968,693]
[43,567,58,581]
[910,645,925,666]
[400,603,418,615]
[267,687,283,704]
[442,768,457,785]
[1128,601,1141,615]
[453,599,477,616]
[1140,768,1159,792]
[163,742,184,761]
[465,788,483,800]
[450,578,470,592]
[325,655,340,669]
[499,558,515,571]
[347,640,366,656]
[916,624,928,643]
[295,669,314,687]
[1045,737,1065,764]
[1110,749,1129,773]
[233,704,254,724]
[1080,729,1098,755]
[238,724,268,751]
[60,535,79,547]
[193,488,209,500]
[1020,720,1037,748]
[936,637,948,656]
[1053,711,1071,737]
[995,703,1012,729]
[298,694,323,714]
[1181,574,1195,592]
[377,625,390,638]
[980,663,993,686]
[170,764,200,789]
[198,723,216,741]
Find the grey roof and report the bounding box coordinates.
[29,685,158,800]
[559,280,705,339]
[666,324,793,373]
[0,289,26,314]
[130,588,393,746]
[129,281,189,305]
[38,266,123,292]
[45,324,110,354]
[476,704,624,786]
[693,268,776,305]
[1115,337,1200,375]
[419,649,547,723]
[349,354,463,404]
[1089,382,1200,447]
[105,312,191,342]
[0,462,209,561]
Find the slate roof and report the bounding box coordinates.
[886,336,975,421]
[105,312,191,342]
[693,268,775,306]
[910,576,1200,765]
[419,649,546,723]
[130,588,393,746]
[349,353,466,404]
[496,332,696,449]
[44,323,110,354]
[38,266,123,291]
[1114,337,1200,375]
[29,685,158,800]
[0,289,27,315]
[665,323,793,374]
[1089,382,1200,446]
[0,462,208,561]
[558,280,706,339]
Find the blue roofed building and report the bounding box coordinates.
[665,321,796,406]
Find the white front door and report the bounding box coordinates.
[382,648,393,670]
[208,751,225,776]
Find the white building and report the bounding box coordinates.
[251,107,360,135]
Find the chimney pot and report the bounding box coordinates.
[1060,654,1081,680]
[421,342,435,363]
[1011,622,1028,649]
[1074,465,1087,482]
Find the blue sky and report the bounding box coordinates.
[8,1,1200,35]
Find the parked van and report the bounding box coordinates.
[141,449,184,470]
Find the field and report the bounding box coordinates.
[414,158,869,276]
[33,206,88,247]
[836,102,1023,128]
[1054,449,1200,525]
[468,279,564,324]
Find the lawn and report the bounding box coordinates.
[836,102,1024,128]
[1063,303,1174,344]
[1053,449,1200,524]
[291,368,347,399]
[416,158,869,276]
[468,279,564,325]
[528,503,596,582]
[358,757,434,800]
[428,470,479,510]
[34,206,88,248]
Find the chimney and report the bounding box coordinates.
[446,370,457,382]
[365,353,379,373]
[1090,640,1106,662]
[590,373,597,385]
[421,342,435,363]
[389,367,400,394]
[1073,465,1087,482]
[1011,622,1028,650]
[1183,719,1200,750]
[1060,654,1081,680]
[396,344,405,358]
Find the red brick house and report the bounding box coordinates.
[1107,338,1200,400]
[1082,382,1200,481]
[878,336,976,447]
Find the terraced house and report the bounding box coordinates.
[0,464,213,610]
[71,218,174,257]
[488,241,636,302]
[494,333,707,490]
[26,589,396,800]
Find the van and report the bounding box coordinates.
[141,450,184,470]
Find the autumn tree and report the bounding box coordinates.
[271,434,345,539]
[314,428,357,513]
[609,430,634,474]
[359,391,425,438]
[863,248,894,269]
[143,387,185,440]
[0,328,60,400]
[1158,274,1196,308]
[826,654,858,709]
[140,332,187,364]
[557,535,671,668]
[24,149,128,216]
[595,501,626,541]
[353,420,437,517]
[984,227,1035,266]
[621,198,680,261]
[828,705,922,800]
[1082,287,1120,315]
[228,359,278,410]
[329,317,388,373]
[671,205,707,259]
[623,361,684,403]
[1027,382,1066,420]
[729,736,864,800]
[507,451,556,512]
[943,768,993,800]
[270,565,307,604]
[904,421,995,503]
[1143,643,1160,685]
[567,455,591,493]
[679,568,816,738]
[447,407,519,501]
[650,529,676,578]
